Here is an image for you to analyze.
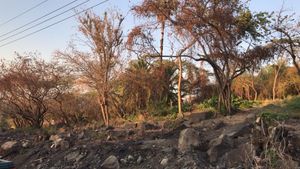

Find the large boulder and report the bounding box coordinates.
[184,112,213,126]
[224,123,253,139]
[219,142,252,168]
[101,155,120,169]
[207,134,233,163]
[178,128,201,153]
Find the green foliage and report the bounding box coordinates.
[284,96,300,110]
[147,101,176,117]
[0,114,9,130]
[232,95,257,109]
[263,148,279,168]
[125,113,138,122]
[237,9,272,40]
[201,96,218,109]
[259,96,300,119]
[196,95,257,112]
[182,102,193,112]
[146,102,192,119]
[259,111,289,124]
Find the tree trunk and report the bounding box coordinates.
[250,78,258,101]
[254,89,258,101]
[177,56,183,118]
[98,96,109,126]
[159,20,165,63]
[272,67,280,100]
[291,54,300,76]
[218,82,232,115]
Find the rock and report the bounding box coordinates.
[105,126,114,131]
[78,131,85,139]
[207,134,233,163]
[287,128,300,160]
[289,130,300,148]
[137,156,143,164]
[49,134,69,149]
[140,139,168,149]
[224,123,253,139]
[144,122,160,130]
[184,112,213,126]
[219,143,252,167]
[127,130,134,136]
[1,141,17,151]
[178,128,201,152]
[100,155,120,169]
[49,134,61,142]
[21,140,30,148]
[160,158,168,166]
[65,151,85,162]
[255,117,261,124]
[123,123,137,129]
[58,127,66,133]
[127,155,134,161]
[59,140,70,149]
[213,121,226,130]
[120,158,127,164]
[246,113,256,121]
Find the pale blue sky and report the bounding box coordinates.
[0,0,299,60]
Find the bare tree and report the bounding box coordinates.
[0,54,67,128]
[271,11,300,75]
[56,11,124,126]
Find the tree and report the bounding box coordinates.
[271,11,300,75]
[56,11,124,126]
[117,59,179,116]
[0,54,67,128]
[271,59,286,100]
[132,0,179,62]
[232,72,258,100]
[128,4,195,117]
[157,0,274,114]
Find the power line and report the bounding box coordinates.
[0,0,83,39]
[0,0,91,43]
[0,0,49,27]
[0,0,110,48]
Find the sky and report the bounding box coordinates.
[0,0,299,60]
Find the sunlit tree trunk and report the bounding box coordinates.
[272,63,283,100]
[177,56,183,118]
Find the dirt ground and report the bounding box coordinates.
[0,109,299,169]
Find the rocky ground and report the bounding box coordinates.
[0,109,300,169]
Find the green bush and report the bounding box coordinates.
[232,96,257,109]
[146,101,192,118]
[285,96,300,110]
[0,114,9,130]
[146,101,176,117]
[182,102,193,112]
[259,111,289,125]
[201,96,218,108]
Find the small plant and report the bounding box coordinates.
[263,148,279,168]
[182,102,193,112]
[259,112,289,125]
[126,113,138,122]
[232,95,257,109]
[0,115,9,130]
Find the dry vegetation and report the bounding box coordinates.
[0,0,299,168]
